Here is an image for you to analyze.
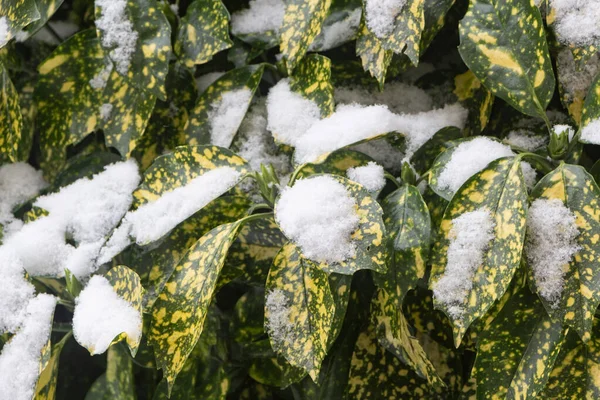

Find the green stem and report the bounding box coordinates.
[57,298,74,312]
[52,322,73,333]
[288,164,306,186]
[239,212,274,225]
[247,203,272,215]
[384,172,401,188]
[518,152,555,174]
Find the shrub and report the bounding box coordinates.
[1,0,600,398]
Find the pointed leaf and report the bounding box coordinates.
[356,21,392,88]
[265,242,334,381]
[458,0,555,119]
[430,157,528,346]
[105,344,135,400]
[289,54,334,117]
[0,61,23,162]
[34,332,71,400]
[0,0,40,48]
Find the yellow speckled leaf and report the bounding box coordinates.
[458,0,555,119]
[34,332,71,400]
[289,54,334,117]
[296,149,375,179]
[175,0,232,67]
[355,20,393,88]
[375,0,425,66]
[0,61,23,162]
[104,265,144,355]
[105,344,135,400]
[265,242,335,381]
[149,220,244,391]
[0,0,40,48]
[579,72,600,143]
[430,157,528,347]
[183,65,264,147]
[453,70,494,135]
[527,163,600,342]
[279,0,331,73]
[20,0,64,40]
[94,0,171,99]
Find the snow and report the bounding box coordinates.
[346,162,385,193]
[437,137,515,195]
[553,124,576,142]
[99,166,242,262]
[557,48,599,105]
[265,289,297,352]
[95,0,138,74]
[100,103,113,120]
[89,62,112,90]
[581,119,600,144]
[551,0,600,47]
[4,160,140,279]
[266,79,321,147]
[365,0,407,38]
[196,71,224,93]
[526,198,580,307]
[0,248,35,334]
[433,209,495,319]
[505,130,548,151]
[231,0,285,35]
[335,82,433,114]
[351,139,404,172]
[0,294,56,400]
[208,88,253,148]
[236,100,291,174]
[294,104,399,164]
[275,175,360,263]
[309,8,362,51]
[0,17,10,47]
[0,163,47,228]
[73,275,141,355]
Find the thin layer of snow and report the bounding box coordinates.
[365,0,407,38]
[5,160,140,279]
[95,0,138,74]
[505,130,548,151]
[346,162,385,193]
[73,275,141,355]
[334,82,433,114]
[266,79,321,147]
[351,139,404,172]
[196,71,224,93]
[551,0,600,47]
[275,175,360,263]
[100,103,113,120]
[0,294,56,400]
[0,17,10,47]
[553,124,576,142]
[436,138,514,195]
[526,198,580,307]
[557,48,600,105]
[231,0,285,35]
[433,209,495,319]
[0,248,35,334]
[209,88,253,148]
[89,63,112,90]
[99,166,242,262]
[309,8,362,51]
[265,288,297,352]
[0,163,48,228]
[581,119,600,144]
[236,100,291,174]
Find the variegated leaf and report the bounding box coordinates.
[453,70,494,135]
[458,0,555,119]
[265,242,335,381]
[105,344,135,400]
[410,126,462,175]
[183,65,264,147]
[474,288,566,399]
[149,220,244,390]
[0,61,23,162]
[296,149,374,179]
[174,0,233,68]
[34,332,71,400]
[20,0,65,40]
[289,54,334,117]
[579,72,600,144]
[527,163,600,342]
[0,0,40,48]
[355,20,392,88]
[430,157,528,346]
[94,0,171,99]
[279,0,331,73]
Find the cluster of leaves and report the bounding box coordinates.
[3,0,600,399]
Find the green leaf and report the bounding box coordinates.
[94,0,171,99]
[296,149,375,179]
[0,0,40,48]
[355,21,393,88]
[429,157,528,346]
[142,196,251,309]
[84,374,109,400]
[279,0,331,73]
[104,265,144,355]
[458,0,555,119]
[174,0,233,68]
[34,332,71,400]
[132,145,250,209]
[474,288,566,399]
[0,61,23,162]
[65,269,83,298]
[377,185,431,303]
[409,127,462,175]
[149,220,244,391]
[105,344,136,400]
[453,70,494,136]
[183,65,264,147]
[527,163,600,342]
[265,242,335,381]
[371,289,444,388]
[20,0,65,40]
[289,54,334,117]
[152,358,198,400]
[579,72,600,144]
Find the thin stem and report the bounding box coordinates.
[57,298,74,312]
[239,212,274,225]
[288,165,306,186]
[518,152,555,174]
[52,322,73,333]
[248,203,272,215]
[384,172,401,188]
